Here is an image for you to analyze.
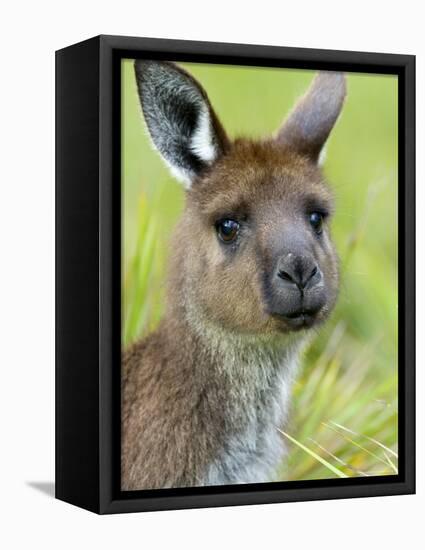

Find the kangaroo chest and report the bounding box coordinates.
[201,350,297,486]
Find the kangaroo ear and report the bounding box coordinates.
[277,72,346,162]
[134,60,229,187]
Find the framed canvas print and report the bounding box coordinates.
[56,35,415,514]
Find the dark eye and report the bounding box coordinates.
[216,219,240,243]
[309,212,324,234]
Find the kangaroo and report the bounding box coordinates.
[122,60,346,490]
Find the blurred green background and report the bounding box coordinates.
[122,59,398,481]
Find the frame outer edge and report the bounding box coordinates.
[55,36,102,514]
[403,54,416,494]
[89,35,415,514]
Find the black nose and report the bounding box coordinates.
[277,253,321,291]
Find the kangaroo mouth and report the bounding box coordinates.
[272,307,322,330]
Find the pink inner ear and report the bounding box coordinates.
[276,72,346,161]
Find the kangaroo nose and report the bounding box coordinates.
[277,254,321,291]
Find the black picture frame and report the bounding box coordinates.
[56,35,415,514]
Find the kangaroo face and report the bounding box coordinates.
[178,142,338,335]
[135,61,345,336]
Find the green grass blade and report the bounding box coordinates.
[329,421,398,458]
[321,421,395,471]
[277,428,348,478]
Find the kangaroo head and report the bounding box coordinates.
[134,61,346,337]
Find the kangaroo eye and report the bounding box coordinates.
[216,219,240,243]
[309,212,324,234]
